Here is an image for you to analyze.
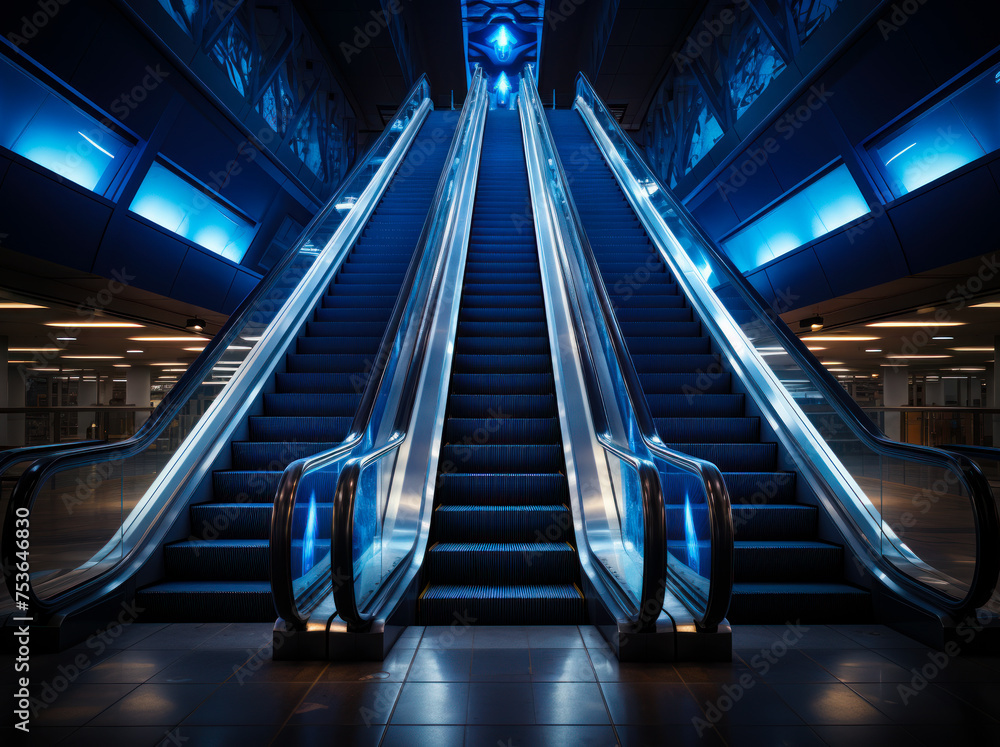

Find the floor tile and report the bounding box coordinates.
[408,647,472,681]
[849,681,997,724]
[420,626,476,649]
[473,626,531,649]
[465,724,618,747]
[811,724,924,747]
[600,682,704,724]
[735,648,837,684]
[471,648,531,681]
[155,725,280,746]
[57,726,170,746]
[467,682,535,724]
[270,724,383,746]
[617,723,726,746]
[128,624,230,650]
[9,727,75,745]
[934,681,1000,715]
[770,683,891,725]
[530,648,596,681]
[579,626,612,651]
[875,647,999,682]
[237,656,329,684]
[532,682,609,724]
[526,626,585,648]
[711,724,824,746]
[382,724,465,747]
[193,623,272,651]
[287,681,401,725]
[101,623,170,650]
[830,625,929,649]
[148,649,255,684]
[181,682,310,725]
[673,658,753,684]
[589,648,681,683]
[800,648,912,682]
[87,683,217,726]
[688,682,802,726]
[31,684,138,727]
[319,646,413,683]
[762,624,862,649]
[75,649,186,684]
[390,682,470,725]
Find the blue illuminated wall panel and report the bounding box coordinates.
[722,164,870,272]
[130,161,256,264]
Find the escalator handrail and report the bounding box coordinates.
[271,67,482,625]
[2,74,433,613]
[278,66,487,629]
[0,441,105,479]
[521,66,731,629]
[573,71,1000,617]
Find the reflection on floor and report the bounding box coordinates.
[3,622,1000,745]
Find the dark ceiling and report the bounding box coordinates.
[302,0,706,137]
[539,0,704,132]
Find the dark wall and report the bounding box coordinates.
[671,0,1000,311]
[0,0,325,314]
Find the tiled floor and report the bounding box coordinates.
[4,622,1000,745]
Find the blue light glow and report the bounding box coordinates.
[77,131,115,158]
[301,491,318,575]
[489,24,516,62]
[494,71,512,107]
[684,494,700,575]
[130,161,255,263]
[724,164,869,272]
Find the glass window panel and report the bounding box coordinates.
[130,161,256,263]
[873,103,984,197]
[9,95,131,194]
[0,56,47,148]
[950,65,1000,154]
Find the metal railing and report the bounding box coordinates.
[573,71,1000,620]
[1,74,435,616]
[271,66,489,629]
[519,65,732,630]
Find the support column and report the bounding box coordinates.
[883,367,909,441]
[994,336,1000,447]
[7,365,26,447]
[0,336,8,448]
[126,367,151,430]
[925,380,944,407]
[77,380,98,439]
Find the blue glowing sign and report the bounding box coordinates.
[489,24,516,62]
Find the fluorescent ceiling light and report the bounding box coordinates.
[865,349,882,353]
[0,302,46,309]
[932,336,953,340]
[62,355,124,360]
[867,322,965,327]
[885,354,950,359]
[9,347,57,352]
[971,302,1000,308]
[129,336,208,342]
[45,322,143,328]
[950,347,993,352]
[802,336,879,342]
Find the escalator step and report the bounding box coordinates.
[419,584,584,625]
[436,473,569,506]
[434,505,573,543]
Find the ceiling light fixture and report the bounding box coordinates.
[867,322,965,328]
[45,322,143,328]
[802,336,879,342]
[799,314,824,332]
[0,302,46,309]
[185,318,207,333]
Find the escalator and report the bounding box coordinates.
[417,110,585,625]
[137,111,458,621]
[548,109,870,623]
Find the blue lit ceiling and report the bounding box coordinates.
[461,1,545,107]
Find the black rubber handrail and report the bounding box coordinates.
[278,66,488,629]
[521,66,732,630]
[574,71,1000,619]
[1,74,433,614]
